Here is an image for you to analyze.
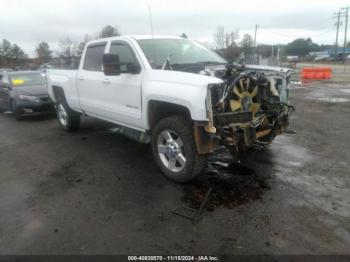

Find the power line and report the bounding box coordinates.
[259,26,335,38]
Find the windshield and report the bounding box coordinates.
[137,39,227,69]
[9,73,46,87]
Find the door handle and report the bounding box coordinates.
[78,76,85,80]
[102,79,110,84]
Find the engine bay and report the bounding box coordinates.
[204,64,295,153]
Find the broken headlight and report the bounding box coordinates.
[208,83,225,106]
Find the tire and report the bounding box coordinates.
[56,93,80,132]
[10,99,23,121]
[151,115,208,183]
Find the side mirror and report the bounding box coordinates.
[127,63,141,74]
[103,54,121,76]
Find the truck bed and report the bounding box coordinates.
[47,69,81,111]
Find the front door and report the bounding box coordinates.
[102,40,143,127]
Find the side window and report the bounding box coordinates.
[110,42,139,73]
[83,42,107,71]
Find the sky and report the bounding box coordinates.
[0,0,349,57]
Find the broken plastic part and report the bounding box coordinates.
[193,125,218,154]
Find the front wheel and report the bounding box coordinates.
[151,115,207,183]
[10,99,23,121]
[56,99,80,132]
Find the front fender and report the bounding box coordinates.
[143,81,208,124]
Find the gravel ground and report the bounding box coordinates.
[0,82,349,255]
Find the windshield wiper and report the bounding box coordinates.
[161,54,173,70]
[160,60,227,71]
[195,61,228,65]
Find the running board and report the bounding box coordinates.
[109,126,150,144]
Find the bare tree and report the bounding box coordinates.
[75,34,91,58]
[35,42,52,63]
[225,30,239,48]
[213,26,225,50]
[58,37,75,58]
[240,34,254,55]
[75,42,86,58]
[223,30,241,62]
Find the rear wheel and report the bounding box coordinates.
[56,94,80,132]
[151,115,207,183]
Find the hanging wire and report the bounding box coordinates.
[259,26,335,38]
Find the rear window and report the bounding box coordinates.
[83,43,107,71]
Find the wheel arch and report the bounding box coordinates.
[147,100,192,132]
[51,85,65,102]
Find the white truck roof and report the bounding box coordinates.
[128,35,183,40]
[86,35,185,45]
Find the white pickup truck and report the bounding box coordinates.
[47,35,294,182]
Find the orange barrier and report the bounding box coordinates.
[301,67,332,80]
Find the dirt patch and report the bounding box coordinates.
[182,163,270,211]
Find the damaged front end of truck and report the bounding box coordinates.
[196,64,295,158]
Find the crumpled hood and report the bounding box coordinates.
[11,84,48,96]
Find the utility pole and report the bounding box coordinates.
[254,24,259,64]
[271,45,274,65]
[342,7,349,61]
[333,11,341,56]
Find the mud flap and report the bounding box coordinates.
[194,125,218,154]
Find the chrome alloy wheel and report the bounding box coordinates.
[57,103,68,127]
[157,130,186,172]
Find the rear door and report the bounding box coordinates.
[76,41,108,118]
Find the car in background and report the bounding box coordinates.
[0,68,13,80]
[286,56,299,62]
[0,68,13,74]
[38,63,54,72]
[313,55,330,62]
[0,71,55,120]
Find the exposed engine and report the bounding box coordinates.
[203,64,294,153]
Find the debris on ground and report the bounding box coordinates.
[172,187,212,222]
[285,129,297,134]
[181,162,270,212]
